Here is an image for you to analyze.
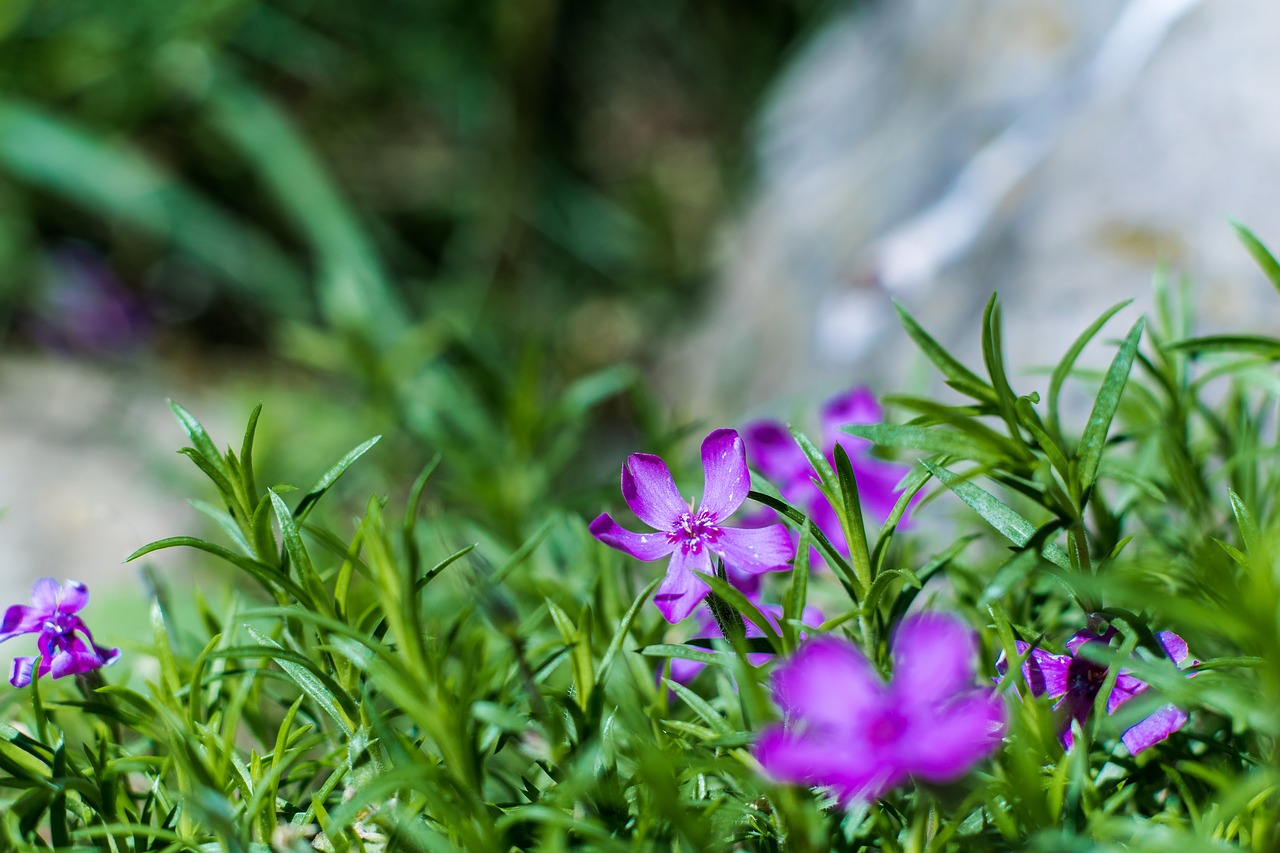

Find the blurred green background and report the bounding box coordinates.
[0,0,837,550]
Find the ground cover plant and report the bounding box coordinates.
[3,229,1280,850]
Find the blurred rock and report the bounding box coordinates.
[681,0,1280,417]
[0,356,215,596]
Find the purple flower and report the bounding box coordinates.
[755,613,1005,804]
[669,597,825,684]
[590,429,795,623]
[996,625,1192,754]
[743,387,921,564]
[0,578,120,688]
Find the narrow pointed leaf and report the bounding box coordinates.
[924,461,1070,569]
[1232,220,1280,292]
[293,436,381,523]
[1048,300,1132,432]
[1077,317,1145,494]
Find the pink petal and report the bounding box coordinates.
[589,513,675,562]
[1022,647,1072,699]
[771,636,884,728]
[654,546,713,623]
[890,613,978,705]
[1156,631,1189,664]
[30,577,61,613]
[0,605,46,643]
[712,524,794,575]
[1120,704,1188,754]
[897,692,1005,782]
[621,453,687,530]
[820,387,882,450]
[742,421,808,484]
[699,429,750,520]
[754,725,893,804]
[57,580,89,614]
[8,656,34,688]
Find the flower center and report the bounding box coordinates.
[866,709,908,746]
[668,510,722,554]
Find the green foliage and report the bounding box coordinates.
[7,228,1280,848]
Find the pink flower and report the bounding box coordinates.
[590,429,795,623]
[996,624,1193,754]
[743,387,921,564]
[755,614,1005,804]
[0,578,119,687]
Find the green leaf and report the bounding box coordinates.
[637,644,735,666]
[663,680,735,736]
[747,490,859,600]
[169,400,228,476]
[843,423,1006,462]
[832,442,873,592]
[596,576,663,688]
[1164,334,1280,358]
[189,500,254,557]
[239,403,263,503]
[894,301,996,403]
[269,490,334,618]
[243,627,356,736]
[782,522,811,652]
[127,537,307,602]
[292,435,381,523]
[1047,300,1133,433]
[981,294,1024,442]
[924,461,1071,569]
[1077,317,1145,495]
[1232,220,1280,292]
[696,573,781,652]
[788,425,838,498]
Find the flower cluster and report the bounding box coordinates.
[589,428,795,622]
[744,387,921,562]
[755,613,1005,804]
[0,578,119,688]
[997,623,1193,753]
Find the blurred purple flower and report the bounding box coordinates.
[755,613,1005,804]
[669,597,825,685]
[743,387,921,563]
[996,624,1192,754]
[29,246,150,354]
[0,578,120,688]
[590,429,795,623]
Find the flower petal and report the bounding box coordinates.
[1022,647,1072,699]
[890,613,978,705]
[29,577,61,613]
[897,691,1006,782]
[699,429,750,520]
[1120,703,1188,754]
[621,453,687,530]
[820,387,883,450]
[771,636,884,728]
[653,546,712,623]
[711,524,794,575]
[9,656,34,688]
[754,724,895,804]
[742,421,808,484]
[1156,631,1189,665]
[0,605,46,643]
[57,581,89,614]
[589,513,675,562]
